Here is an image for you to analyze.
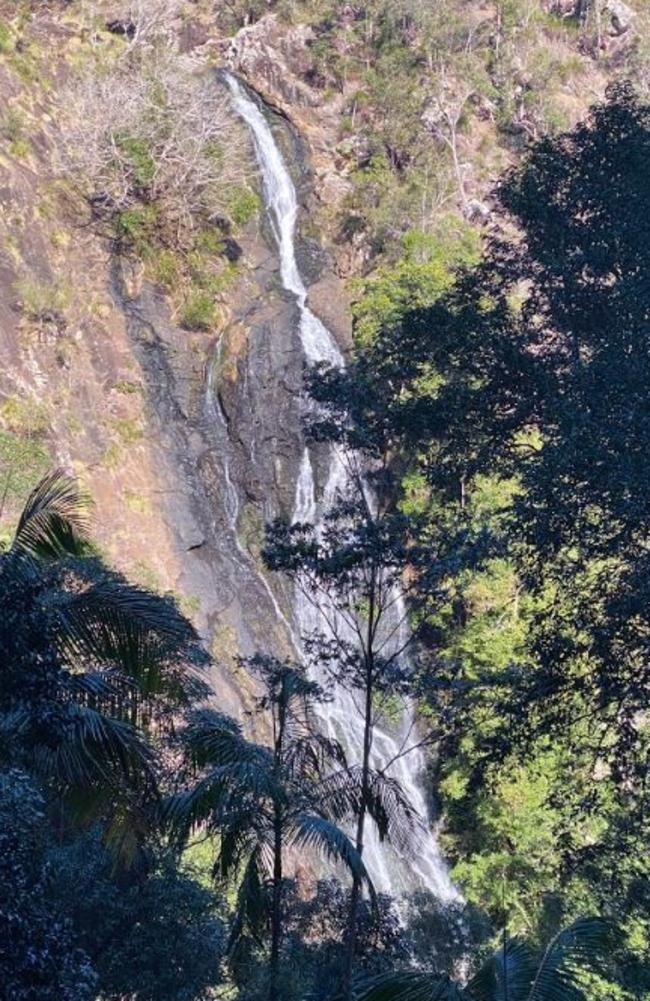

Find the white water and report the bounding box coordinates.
[225,73,458,902]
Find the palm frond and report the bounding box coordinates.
[527,918,615,1001]
[286,731,347,780]
[65,668,134,701]
[366,770,423,852]
[12,469,90,559]
[182,707,271,769]
[354,972,464,1001]
[31,703,154,790]
[0,707,31,764]
[214,820,262,883]
[227,848,270,952]
[57,569,201,701]
[465,952,499,1001]
[290,813,375,901]
[315,765,364,821]
[482,937,537,1001]
[165,761,275,836]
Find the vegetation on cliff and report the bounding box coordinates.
[1,3,650,1001]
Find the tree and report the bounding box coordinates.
[0,470,208,858]
[264,441,482,999]
[167,655,372,1001]
[0,769,97,1001]
[46,829,227,1001]
[325,83,650,843]
[60,3,250,243]
[356,917,615,1001]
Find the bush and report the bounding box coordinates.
[14,277,71,320]
[0,771,97,1001]
[117,204,159,251]
[0,20,12,54]
[180,289,219,331]
[47,832,227,1001]
[0,431,50,513]
[60,28,250,241]
[227,185,260,226]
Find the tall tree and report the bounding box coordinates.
[167,655,372,1001]
[264,446,481,999]
[322,83,650,853]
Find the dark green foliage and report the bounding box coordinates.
[0,472,230,1000]
[231,879,409,1001]
[0,769,97,1001]
[0,471,209,859]
[47,831,226,1001]
[317,82,650,835]
[297,83,650,985]
[356,917,616,1001]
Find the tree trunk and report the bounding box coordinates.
[269,693,286,1001]
[342,654,374,1000]
[269,806,283,1001]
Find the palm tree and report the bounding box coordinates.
[0,469,209,857]
[355,917,615,1001]
[167,654,375,1001]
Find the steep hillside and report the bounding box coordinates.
[0,0,646,692]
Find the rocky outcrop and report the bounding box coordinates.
[227,16,319,110]
[0,8,348,716]
[223,15,358,275]
[604,0,635,34]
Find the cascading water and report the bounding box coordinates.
[225,72,458,902]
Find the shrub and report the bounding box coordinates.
[0,431,50,514]
[117,204,159,253]
[149,248,182,289]
[59,34,250,240]
[14,277,72,320]
[226,186,260,227]
[116,134,156,188]
[0,20,12,54]
[9,137,31,160]
[0,396,49,436]
[179,290,219,331]
[0,771,97,1001]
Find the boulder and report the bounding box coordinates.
[604,0,635,35]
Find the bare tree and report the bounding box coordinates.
[59,4,250,241]
[423,71,475,211]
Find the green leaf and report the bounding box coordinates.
[12,468,90,559]
[355,971,464,1001]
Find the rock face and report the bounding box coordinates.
[224,15,358,275]
[0,8,351,715]
[604,0,635,34]
[227,16,318,110]
[109,98,352,700]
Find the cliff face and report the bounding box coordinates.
[0,2,355,712]
[0,0,643,709]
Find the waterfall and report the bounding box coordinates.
[225,73,459,902]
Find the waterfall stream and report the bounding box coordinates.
[224,73,458,902]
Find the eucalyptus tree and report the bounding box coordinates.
[264,441,481,999]
[356,917,615,1001]
[0,469,208,857]
[167,655,373,1001]
[306,84,650,864]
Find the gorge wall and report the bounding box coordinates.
[0,0,645,711]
